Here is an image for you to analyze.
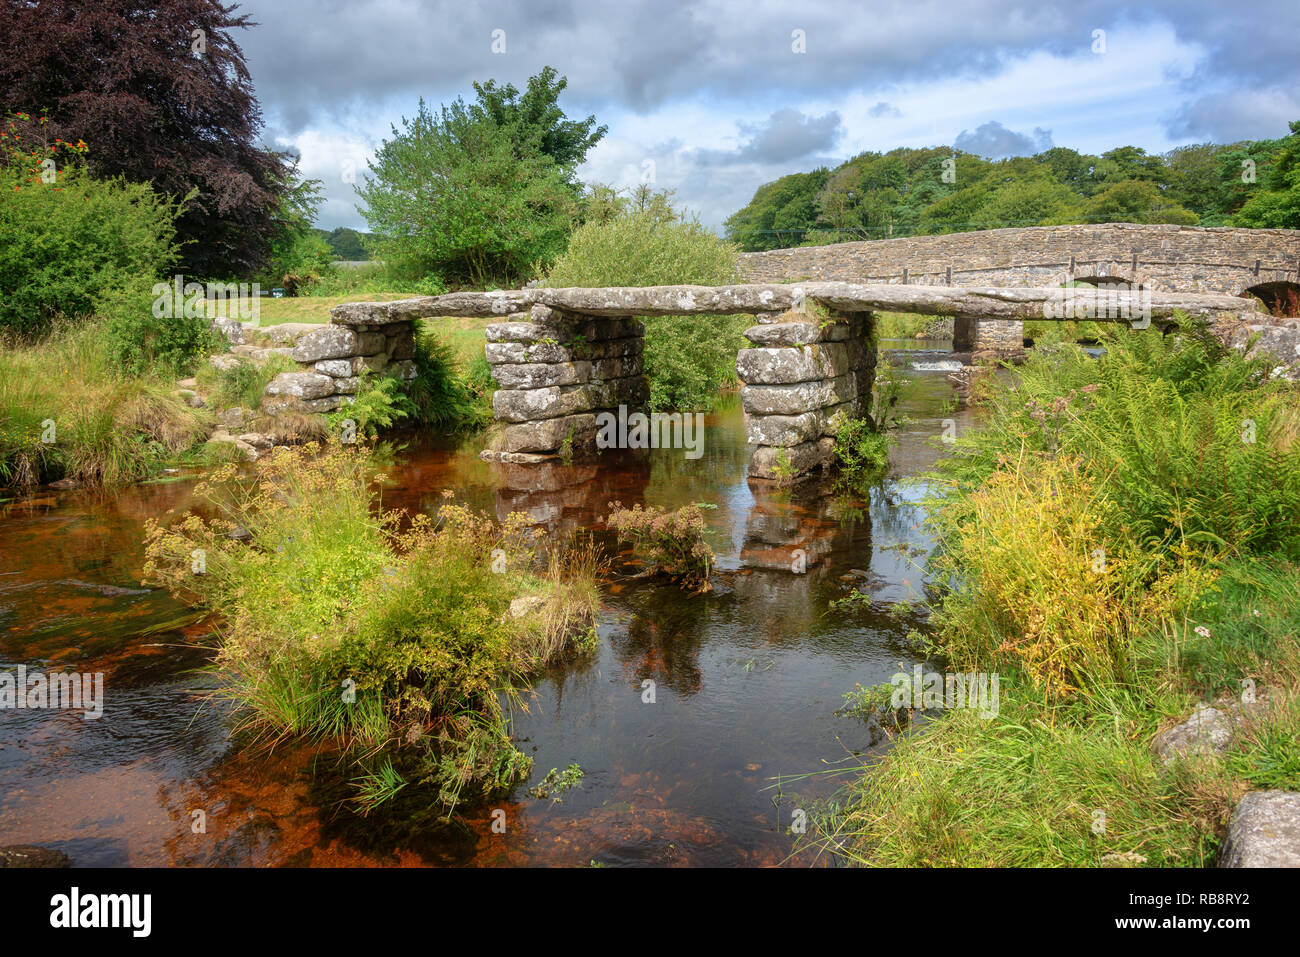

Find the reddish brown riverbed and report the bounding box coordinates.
[0,342,977,866]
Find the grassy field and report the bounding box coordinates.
[238,292,422,326]
[229,294,492,368]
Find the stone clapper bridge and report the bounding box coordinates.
[330,279,1279,480]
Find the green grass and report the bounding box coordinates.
[809,318,1300,867]
[0,320,209,487]
[223,292,424,326]
[196,353,298,411]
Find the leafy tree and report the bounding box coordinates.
[724,129,1300,248]
[1235,121,1300,229]
[325,227,369,260]
[469,66,606,175]
[358,71,592,287]
[0,114,183,337]
[972,174,1079,229]
[723,169,828,250]
[1093,146,1168,186]
[0,0,293,279]
[546,188,742,411]
[1035,147,1100,194]
[1082,180,1197,225]
[1165,143,1233,215]
[259,165,330,291]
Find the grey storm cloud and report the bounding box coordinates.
[954,121,1053,159]
[735,109,843,162]
[232,0,1300,145]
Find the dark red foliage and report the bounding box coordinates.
[0,0,290,278]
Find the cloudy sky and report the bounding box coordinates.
[231,0,1300,233]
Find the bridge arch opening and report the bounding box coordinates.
[1241,281,1300,318]
[1072,275,1134,287]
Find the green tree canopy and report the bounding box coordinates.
[470,66,607,175]
[357,69,593,287]
[1082,180,1197,225]
[1234,121,1300,229]
[724,123,1300,250]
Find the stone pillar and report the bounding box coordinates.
[482,305,649,463]
[262,317,418,414]
[739,310,876,480]
[952,317,1024,353]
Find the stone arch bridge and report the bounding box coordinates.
[332,276,1279,480]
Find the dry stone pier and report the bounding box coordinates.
[335,280,1278,480]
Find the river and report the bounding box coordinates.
[0,340,979,866]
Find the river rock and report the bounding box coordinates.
[1219,791,1300,867]
[508,595,548,619]
[211,317,247,345]
[1153,706,1234,765]
[237,433,273,450]
[0,845,72,868]
[291,326,359,362]
[265,372,336,400]
[206,431,259,461]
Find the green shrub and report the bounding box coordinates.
[544,188,744,411]
[832,359,905,488]
[0,146,183,338]
[197,353,297,412]
[329,375,417,439]
[406,332,490,430]
[101,284,221,377]
[607,502,715,592]
[0,321,208,487]
[833,417,892,485]
[936,321,1300,559]
[143,442,602,814]
[808,316,1300,867]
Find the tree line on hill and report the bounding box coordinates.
[724,128,1300,251]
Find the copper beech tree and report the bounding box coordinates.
[0,0,292,278]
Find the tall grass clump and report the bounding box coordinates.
[142,442,603,814]
[544,187,746,411]
[607,502,715,592]
[810,317,1300,866]
[0,321,208,487]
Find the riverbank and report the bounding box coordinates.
[0,299,492,493]
[814,319,1300,866]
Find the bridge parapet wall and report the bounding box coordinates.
[737,224,1300,296]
